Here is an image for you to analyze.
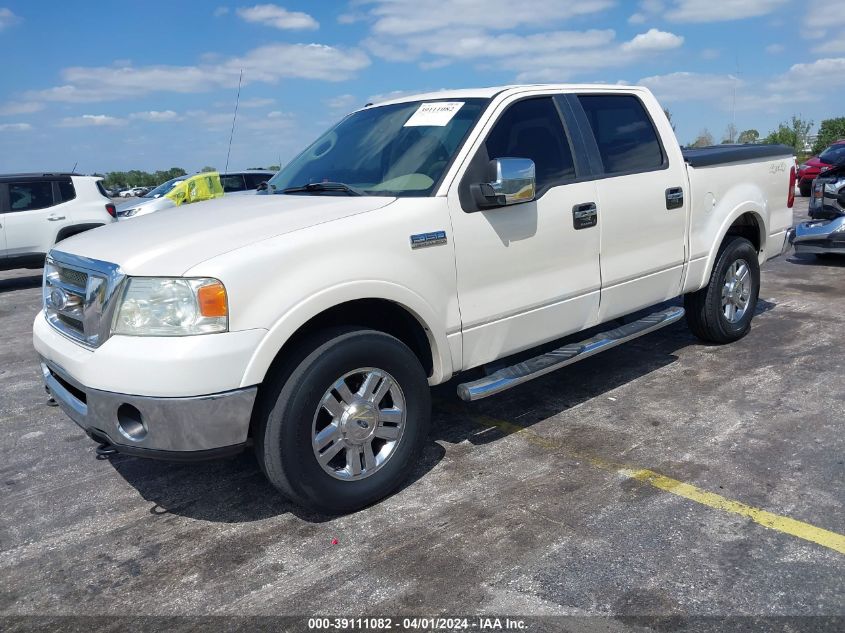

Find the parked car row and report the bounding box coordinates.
[796,139,845,196]
[0,170,275,269]
[115,170,273,219]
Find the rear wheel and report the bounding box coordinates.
[254,328,431,514]
[799,181,812,197]
[684,236,760,344]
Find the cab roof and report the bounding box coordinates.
[368,84,646,107]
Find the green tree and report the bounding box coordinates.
[722,123,738,144]
[812,117,845,154]
[737,129,759,144]
[765,115,813,154]
[200,165,217,173]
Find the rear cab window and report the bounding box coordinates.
[221,174,247,193]
[577,94,665,175]
[244,173,270,190]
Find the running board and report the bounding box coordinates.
[457,306,685,402]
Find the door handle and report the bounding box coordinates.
[666,187,684,210]
[572,202,598,230]
[47,215,66,221]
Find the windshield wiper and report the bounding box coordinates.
[280,182,363,196]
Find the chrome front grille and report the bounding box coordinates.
[43,252,124,348]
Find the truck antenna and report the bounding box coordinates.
[224,69,243,174]
[70,161,78,174]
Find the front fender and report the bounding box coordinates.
[239,280,454,387]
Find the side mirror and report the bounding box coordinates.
[472,158,536,208]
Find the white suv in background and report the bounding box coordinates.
[0,173,117,270]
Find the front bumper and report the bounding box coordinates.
[790,216,845,255]
[41,359,257,458]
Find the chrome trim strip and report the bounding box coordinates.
[457,306,685,401]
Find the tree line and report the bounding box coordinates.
[682,114,845,159]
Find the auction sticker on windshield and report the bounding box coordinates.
[404,102,464,127]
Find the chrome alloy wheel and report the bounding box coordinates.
[721,259,752,323]
[311,368,406,481]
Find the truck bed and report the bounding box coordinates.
[682,144,793,167]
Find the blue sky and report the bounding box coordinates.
[1,0,843,174]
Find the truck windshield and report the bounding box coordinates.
[267,98,489,197]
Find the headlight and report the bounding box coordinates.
[113,277,228,336]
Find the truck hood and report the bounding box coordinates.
[56,193,396,275]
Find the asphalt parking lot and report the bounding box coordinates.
[1,198,843,629]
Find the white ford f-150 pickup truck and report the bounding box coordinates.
[34,85,795,513]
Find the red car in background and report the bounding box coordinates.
[797,140,845,196]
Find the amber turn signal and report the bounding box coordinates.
[197,282,228,317]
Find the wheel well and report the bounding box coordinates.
[267,299,434,380]
[725,212,762,252]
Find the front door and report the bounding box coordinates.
[573,93,688,322]
[448,96,602,370]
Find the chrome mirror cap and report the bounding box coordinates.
[476,157,536,208]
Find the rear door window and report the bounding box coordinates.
[8,181,55,212]
[221,174,247,193]
[577,94,665,175]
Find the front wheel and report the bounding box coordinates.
[254,328,431,514]
[684,236,760,344]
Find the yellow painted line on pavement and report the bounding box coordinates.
[463,410,845,556]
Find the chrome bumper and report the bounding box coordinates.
[41,359,257,456]
[790,217,845,254]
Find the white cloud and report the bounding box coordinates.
[0,122,32,131]
[365,0,613,35]
[768,57,845,94]
[620,29,684,53]
[765,44,784,54]
[129,110,181,122]
[0,7,20,31]
[236,4,318,30]
[700,48,720,59]
[665,0,788,23]
[24,44,370,103]
[639,72,741,105]
[628,13,646,24]
[213,6,229,17]
[0,100,44,115]
[325,94,359,114]
[59,114,126,127]
[804,3,845,39]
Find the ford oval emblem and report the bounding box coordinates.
[50,288,69,310]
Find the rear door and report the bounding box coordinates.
[2,179,71,255]
[572,92,687,322]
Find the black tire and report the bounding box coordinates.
[798,181,811,197]
[254,328,431,514]
[684,236,760,344]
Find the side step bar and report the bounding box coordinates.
[457,306,685,402]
